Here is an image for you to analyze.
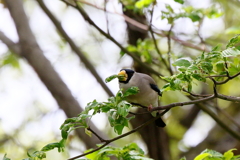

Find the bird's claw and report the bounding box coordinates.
[148,104,153,111]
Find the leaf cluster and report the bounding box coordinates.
[82,143,153,160]
[162,5,222,24]
[125,39,156,63]
[186,148,240,160]
[60,86,138,141]
[161,35,240,92]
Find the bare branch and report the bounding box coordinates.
[36,0,114,97]
[4,0,106,148]
[214,105,240,130]
[217,93,240,102]
[0,31,20,54]
[73,0,209,52]
[196,103,240,140]
[151,95,215,111]
[166,24,174,75]
[149,6,169,72]
[68,1,164,77]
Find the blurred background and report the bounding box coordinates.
[0,0,240,159]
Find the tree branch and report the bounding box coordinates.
[68,109,169,160]
[149,6,169,72]
[151,95,215,111]
[196,103,240,140]
[4,0,106,148]
[36,0,114,97]
[0,31,20,54]
[72,1,163,76]
[72,0,209,52]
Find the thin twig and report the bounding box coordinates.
[183,89,212,97]
[0,31,20,55]
[87,127,106,142]
[209,71,240,85]
[166,24,174,75]
[37,0,114,97]
[104,0,110,34]
[217,93,240,102]
[64,0,164,76]
[148,5,169,71]
[75,0,209,52]
[151,95,215,111]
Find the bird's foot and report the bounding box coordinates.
[147,104,153,112]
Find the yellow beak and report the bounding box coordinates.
[118,70,127,81]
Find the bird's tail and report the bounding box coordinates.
[155,113,166,127]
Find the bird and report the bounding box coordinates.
[117,69,166,127]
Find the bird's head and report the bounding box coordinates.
[118,69,135,84]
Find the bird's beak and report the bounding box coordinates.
[118,70,127,81]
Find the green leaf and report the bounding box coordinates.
[194,153,211,160]
[123,86,139,97]
[173,59,191,67]
[1,52,20,69]
[105,74,123,83]
[114,124,125,135]
[223,149,237,160]
[41,143,61,152]
[187,64,199,72]
[211,44,222,51]
[179,157,187,160]
[135,0,154,9]
[3,154,11,160]
[117,101,130,117]
[188,12,201,22]
[222,47,240,57]
[225,27,240,34]
[200,62,213,73]
[226,34,240,48]
[85,128,92,137]
[174,0,184,4]
[192,73,206,82]
[201,149,223,157]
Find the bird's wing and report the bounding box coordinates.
[139,73,162,96]
[150,83,162,96]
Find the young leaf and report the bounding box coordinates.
[193,153,211,160]
[222,47,240,57]
[192,73,206,82]
[105,74,119,83]
[114,124,125,135]
[85,128,92,137]
[135,0,154,9]
[223,148,237,160]
[173,59,191,67]
[41,143,61,152]
[226,34,240,48]
[3,154,11,160]
[174,0,184,4]
[123,86,139,97]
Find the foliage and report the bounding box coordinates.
[2,0,240,159]
[0,52,20,69]
[161,5,222,24]
[161,35,240,93]
[192,149,240,160]
[84,143,153,160]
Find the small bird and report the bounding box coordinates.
[117,69,166,127]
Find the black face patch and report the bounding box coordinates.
[150,83,162,96]
[119,69,135,84]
